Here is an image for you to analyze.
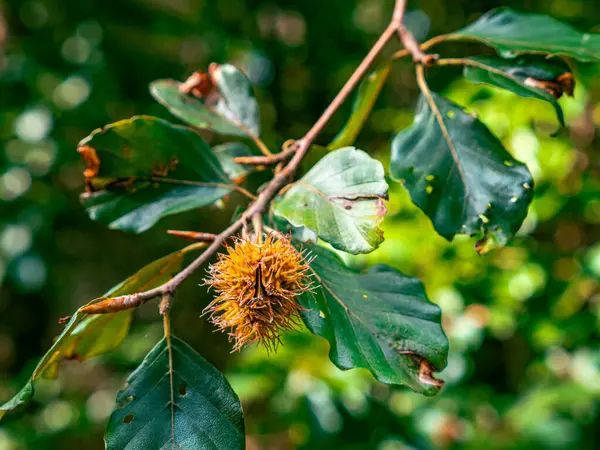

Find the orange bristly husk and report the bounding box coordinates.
[204,234,312,352]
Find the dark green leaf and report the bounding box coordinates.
[328,64,391,150]
[299,245,448,396]
[463,55,572,127]
[150,63,260,137]
[213,142,254,182]
[0,251,184,420]
[390,93,533,254]
[451,7,600,62]
[105,336,245,450]
[273,147,388,255]
[78,116,232,233]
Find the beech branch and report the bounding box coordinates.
[81,0,422,316]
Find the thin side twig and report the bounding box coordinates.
[232,147,295,166]
[393,0,438,65]
[167,230,217,242]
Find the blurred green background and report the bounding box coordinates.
[0,0,599,448]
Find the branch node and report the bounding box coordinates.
[159,292,174,316]
[392,0,437,66]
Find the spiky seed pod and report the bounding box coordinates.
[204,234,312,351]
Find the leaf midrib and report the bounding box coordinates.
[452,33,598,59]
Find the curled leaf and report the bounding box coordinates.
[151,63,260,138]
[463,55,574,127]
[523,72,575,98]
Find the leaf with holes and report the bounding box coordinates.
[78,116,233,233]
[0,251,185,420]
[463,55,574,127]
[273,147,388,255]
[151,63,260,138]
[328,64,391,150]
[390,93,533,254]
[450,7,600,62]
[299,245,448,396]
[105,335,245,450]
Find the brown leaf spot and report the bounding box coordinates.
[123,414,134,424]
[178,383,188,397]
[58,315,72,324]
[418,359,444,388]
[523,77,563,98]
[77,145,101,192]
[523,72,576,99]
[179,71,214,99]
[119,395,135,407]
[151,157,179,178]
[557,72,575,97]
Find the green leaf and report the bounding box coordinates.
[328,64,391,150]
[273,147,388,255]
[463,55,572,127]
[451,7,600,62]
[213,142,254,182]
[390,93,534,254]
[150,63,260,137]
[0,384,33,421]
[105,335,245,450]
[272,216,319,245]
[79,116,233,233]
[0,251,185,420]
[299,245,448,396]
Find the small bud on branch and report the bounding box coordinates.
[167,230,217,242]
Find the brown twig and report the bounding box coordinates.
[252,212,264,244]
[232,147,295,166]
[391,34,448,61]
[393,0,438,65]
[248,134,273,157]
[167,230,217,242]
[82,0,409,315]
[263,225,286,240]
